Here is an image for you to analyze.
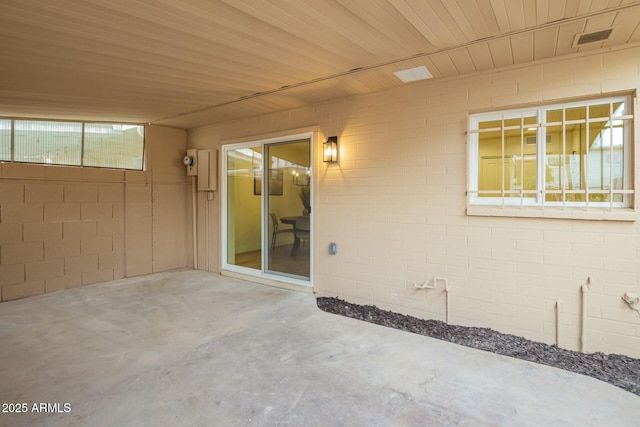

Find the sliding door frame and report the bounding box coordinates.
[221,131,314,288]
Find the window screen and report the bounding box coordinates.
[14,120,82,166]
[83,124,144,169]
[0,119,10,161]
[1,119,144,170]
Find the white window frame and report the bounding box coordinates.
[0,117,145,170]
[468,94,634,212]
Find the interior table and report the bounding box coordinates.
[280,216,309,256]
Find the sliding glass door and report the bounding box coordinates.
[265,140,310,278]
[223,134,312,284]
[226,146,262,269]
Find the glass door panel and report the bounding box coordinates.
[265,140,310,279]
[226,146,262,270]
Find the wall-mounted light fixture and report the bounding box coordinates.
[323,136,338,163]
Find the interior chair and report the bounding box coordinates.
[291,215,310,256]
[270,213,293,250]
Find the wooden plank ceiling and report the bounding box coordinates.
[0,0,639,130]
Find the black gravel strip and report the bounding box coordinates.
[317,297,640,396]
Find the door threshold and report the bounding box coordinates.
[221,269,313,294]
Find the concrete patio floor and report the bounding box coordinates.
[1,270,639,427]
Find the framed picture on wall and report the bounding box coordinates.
[254,168,284,196]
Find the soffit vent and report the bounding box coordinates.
[573,28,613,47]
[393,66,433,83]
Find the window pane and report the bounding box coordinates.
[612,101,626,117]
[565,150,585,203]
[545,154,586,201]
[588,121,607,192]
[522,154,537,196]
[547,109,562,123]
[226,146,262,268]
[14,120,81,165]
[503,117,521,127]
[0,119,10,161]
[566,106,586,121]
[523,115,537,126]
[567,122,586,202]
[545,123,587,202]
[521,129,537,197]
[589,103,610,120]
[472,95,631,208]
[84,124,144,170]
[545,125,562,202]
[478,131,502,196]
[588,120,625,202]
[478,119,501,130]
[504,128,522,197]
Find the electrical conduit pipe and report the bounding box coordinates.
[581,279,590,353]
[192,176,198,269]
[413,277,450,323]
[555,300,561,347]
[445,282,450,324]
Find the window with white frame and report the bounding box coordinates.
[0,119,10,161]
[0,119,144,170]
[468,94,634,209]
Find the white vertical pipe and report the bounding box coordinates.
[445,283,450,324]
[205,194,210,271]
[192,176,198,270]
[555,300,561,347]
[581,282,590,353]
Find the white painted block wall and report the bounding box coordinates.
[189,46,640,358]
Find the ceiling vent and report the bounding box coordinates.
[573,28,613,47]
[393,66,433,83]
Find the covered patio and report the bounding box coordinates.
[1,270,638,426]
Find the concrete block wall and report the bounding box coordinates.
[0,125,191,301]
[189,46,640,358]
[0,165,126,300]
[146,125,192,273]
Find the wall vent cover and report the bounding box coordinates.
[573,28,613,47]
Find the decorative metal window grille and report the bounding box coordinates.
[468,95,634,209]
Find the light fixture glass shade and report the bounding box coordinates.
[323,136,338,162]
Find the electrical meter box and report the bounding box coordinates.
[185,149,198,176]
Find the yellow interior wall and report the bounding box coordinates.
[227,141,310,255]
